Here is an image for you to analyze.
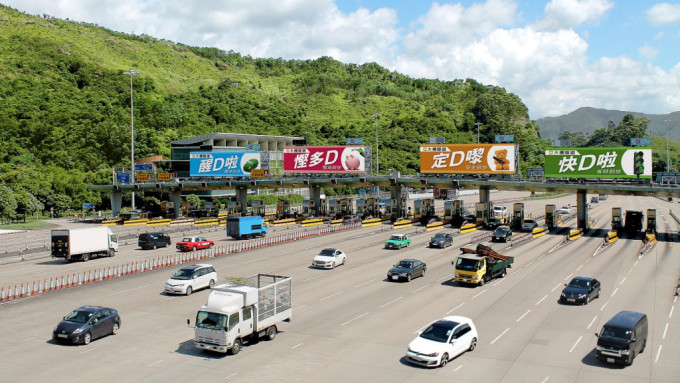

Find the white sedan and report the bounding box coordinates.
[405,316,478,367]
[312,248,346,269]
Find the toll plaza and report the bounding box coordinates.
[475,202,493,226]
[252,200,266,217]
[545,204,557,231]
[277,199,291,219]
[512,202,524,229]
[647,208,657,233]
[228,201,242,216]
[612,207,623,231]
[413,198,436,224]
[444,199,465,226]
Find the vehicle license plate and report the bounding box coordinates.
[57,334,68,338]
[392,276,399,280]
[607,358,615,363]
[568,299,575,302]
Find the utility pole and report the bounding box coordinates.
[372,113,381,175]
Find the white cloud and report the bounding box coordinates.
[646,2,680,26]
[534,0,613,31]
[639,44,659,60]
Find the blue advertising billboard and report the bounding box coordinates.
[190,152,262,177]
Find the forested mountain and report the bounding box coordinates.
[0,4,546,216]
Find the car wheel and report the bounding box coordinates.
[596,289,600,299]
[406,274,411,282]
[500,268,507,278]
[153,244,157,250]
[585,296,590,305]
[192,246,197,252]
[640,339,646,353]
[332,262,336,269]
[82,332,91,345]
[266,326,277,341]
[231,338,242,355]
[112,322,119,335]
[422,267,426,277]
[210,243,214,248]
[479,277,485,286]
[209,279,215,288]
[342,257,346,265]
[186,286,193,296]
[469,337,477,351]
[440,353,449,367]
[82,253,89,262]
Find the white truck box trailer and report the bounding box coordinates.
[51,227,119,262]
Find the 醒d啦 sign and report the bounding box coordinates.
[544,147,652,178]
[419,144,516,174]
[283,146,366,173]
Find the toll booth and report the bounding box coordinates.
[414,198,436,224]
[356,199,366,218]
[276,200,291,219]
[545,204,557,230]
[475,202,492,226]
[445,199,465,226]
[251,200,266,217]
[338,198,355,218]
[365,198,380,218]
[302,200,316,218]
[227,201,242,216]
[381,198,394,221]
[512,203,525,229]
[328,199,339,218]
[647,209,657,233]
[611,207,623,231]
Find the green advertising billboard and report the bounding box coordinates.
[544,147,652,179]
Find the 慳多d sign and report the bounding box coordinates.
[419,144,517,174]
[283,146,366,173]
[544,147,652,178]
[190,152,262,177]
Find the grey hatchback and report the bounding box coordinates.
[138,232,171,250]
[53,306,121,345]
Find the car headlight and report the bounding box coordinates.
[621,349,630,355]
[561,293,566,297]
[578,294,586,299]
[73,327,84,334]
[54,325,59,332]
[421,351,439,357]
[472,275,479,280]
[596,346,603,351]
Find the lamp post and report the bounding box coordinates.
[123,69,140,210]
[474,122,483,144]
[372,113,381,175]
[665,119,671,172]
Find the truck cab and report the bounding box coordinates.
[454,254,488,285]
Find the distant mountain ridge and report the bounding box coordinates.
[535,107,680,142]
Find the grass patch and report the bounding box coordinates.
[0,220,53,230]
[524,192,571,201]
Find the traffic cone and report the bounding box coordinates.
[7,286,13,301]
[66,274,71,288]
[61,275,66,289]
[55,277,61,290]
[1,287,5,302]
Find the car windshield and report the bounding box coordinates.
[420,322,458,343]
[494,228,508,234]
[181,238,193,242]
[524,220,535,224]
[599,326,632,342]
[433,234,446,240]
[196,311,228,330]
[318,249,336,257]
[397,261,414,269]
[568,279,588,288]
[456,257,480,271]
[64,310,94,323]
[171,269,194,280]
[390,235,403,241]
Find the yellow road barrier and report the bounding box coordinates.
[568,229,582,240]
[532,227,546,238]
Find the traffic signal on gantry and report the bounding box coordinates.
[633,151,645,176]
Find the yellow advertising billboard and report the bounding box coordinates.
[135,173,152,182]
[157,173,175,181]
[420,144,516,174]
[250,169,270,178]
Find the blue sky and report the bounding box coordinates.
[4,0,680,119]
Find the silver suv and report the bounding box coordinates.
[164,264,217,295]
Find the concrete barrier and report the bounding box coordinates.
[425,221,444,232]
[147,219,171,227]
[568,229,582,241]
[606,231,619,243]
[392,219,413,230]
[194,218,219,227]
[532,227,546,238]
[460,223,478,234]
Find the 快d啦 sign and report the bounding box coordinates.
[544,147,652,178]
[419,144,517,174]
[283,146,366,173]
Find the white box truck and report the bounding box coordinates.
[189,273,292,355]
[51,227,119,262]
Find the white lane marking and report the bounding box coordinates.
[454,365,463,372]
[411,284,430,294]
[225,373,238,379]
[627,268,633,276]
[536,295,548,306]
[156,324,167,329]
[541,376,550,383]
[655,345,662,363]
[620,277,626,285]
[148,360,164,367]
[663,323,669,339]
[19,337,35,343]
[162,297,176,302]
[81,348,96,354]
[569,336,582,353]
[110,285,148,295]
[551,283,562,292]
[516,309,531,322]
[472,289,487,299]
[342,312,369,326]
[446,303,465,314]
[303,275,324,282]
[493,278,506,287]
[587,316,598,330]
[437,274,452,282]
[675,296,678,304]
[490,328,509,344]
[320,291,344,301]
[600,301,609,311]
[634,260,639,267]
[669,306,674,319]
[585,257,592,263]
[564,273,573,281]
[292,305,307,312]
[291,343,303,349]
[380,297,403,308]
[576,265,583,271]
[354,279,375,288]
[611,288,619,297]
[526,260,536,267]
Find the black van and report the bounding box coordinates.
[595,311,648,365]
[138,232,171,250]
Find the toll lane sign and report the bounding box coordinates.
[544,147,652,178]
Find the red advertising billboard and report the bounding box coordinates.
[283,146,366,173]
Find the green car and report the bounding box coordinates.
[385,234,411,249]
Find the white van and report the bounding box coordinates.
[492,206,507,216]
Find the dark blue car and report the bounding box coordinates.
[560,277,601,305]
[53,306,121,345]
[387,259,426,282]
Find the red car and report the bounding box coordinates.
[176,236,214,252]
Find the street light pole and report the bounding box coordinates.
[372,113,381,175]
[474,122,483,144]
[665,120,671,172]
[123,69,140,210]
